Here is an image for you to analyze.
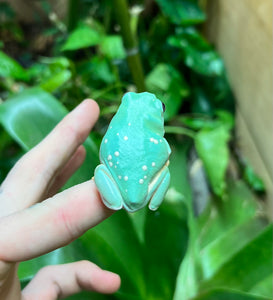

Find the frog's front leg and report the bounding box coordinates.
[147,165,170,211]
[94,164,123,210]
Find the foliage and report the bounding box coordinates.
[0,0,271,299]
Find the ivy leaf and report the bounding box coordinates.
[169,28,224,76]
[155,0,206,25]
[61,25,101,51]
[146,63,189,120]
[195,126,230,196]
[99,36,126,60]
[0,50,30,81]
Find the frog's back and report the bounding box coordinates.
[99,92,170,211]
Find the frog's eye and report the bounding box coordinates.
[162,102,166,112]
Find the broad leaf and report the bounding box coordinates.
[0,50,30,81]
[99,36,126,60]
[62,25,101,51]
[39,69,71,92]
[201,218,267,279]
[80,210,146,298]
[201,224,273,294]
[195,126,230,196]
[191,288,271,300]
[197,180,260,249]
[169,28,224,76]
[155,0,206,25]
[146,63,189,120]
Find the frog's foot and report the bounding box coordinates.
[147,165,170,211]
[94,164,123,210]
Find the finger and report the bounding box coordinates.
[45,145,86,198]
[0,180,112,262]
[0,99,99,215]
[22,261,121,300]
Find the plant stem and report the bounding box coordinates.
[112,0,146,92]
[164,126,196,139]
[67,0,80,32]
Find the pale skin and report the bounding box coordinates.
[0,99,121,300]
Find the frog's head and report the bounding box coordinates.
[121,92,165,134]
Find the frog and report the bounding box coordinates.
[94,92,171,212]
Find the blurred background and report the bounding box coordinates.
[0,0,272,299]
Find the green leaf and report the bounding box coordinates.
[195,126,230,196]
[77,57,116,85]
[39,69,71,92]
[243,164,266,193]
[146,63,189,120]
[0,50,30,81]
[169,28,224,76]
[201,224,273,294]
[171,140,202,300]
[61,25,101,51]
[0,87,99,186]
[200,218,267,279]
[249,274,273,299]
[144,194,188,299]
[99,35,126,60]
[155,0,206,25]
[197,180,260,249]
[191,288,271,300]
[80,210,146,298]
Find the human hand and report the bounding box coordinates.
[0,100,121,300]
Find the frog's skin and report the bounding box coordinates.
[94,92,171,212]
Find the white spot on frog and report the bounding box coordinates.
[109,162,113,167]
[104,139,108,143]
[107,155,112,160]
[124,136,128,141]
[124,176,128,181]
[152,162,156,167]
[117,133,119,136]
[114,151,120,157]
[128,123,131,126]
[118,175,122,179]
[139,179,144,184]
[144,175,147,179]
[142,165,147,171]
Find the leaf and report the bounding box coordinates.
[146,63,189,120]
[200,218,267,279]
[61,25,101,51]
[0,87,99,187]
[201,224,273,294]
[99,35,126,60]
[0,50,30,81]
[191,288,271,300]
[169,28,224,76]
[144,189,188,299]
[249,274,273,299]
[197,180,260,249]
[155,0,206,25]
[243,164,266,194]
[77,57,116,85]
[171,140,202,300]
[79,210,146,298]
[39,69,72,92]
[195,126,230,196]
